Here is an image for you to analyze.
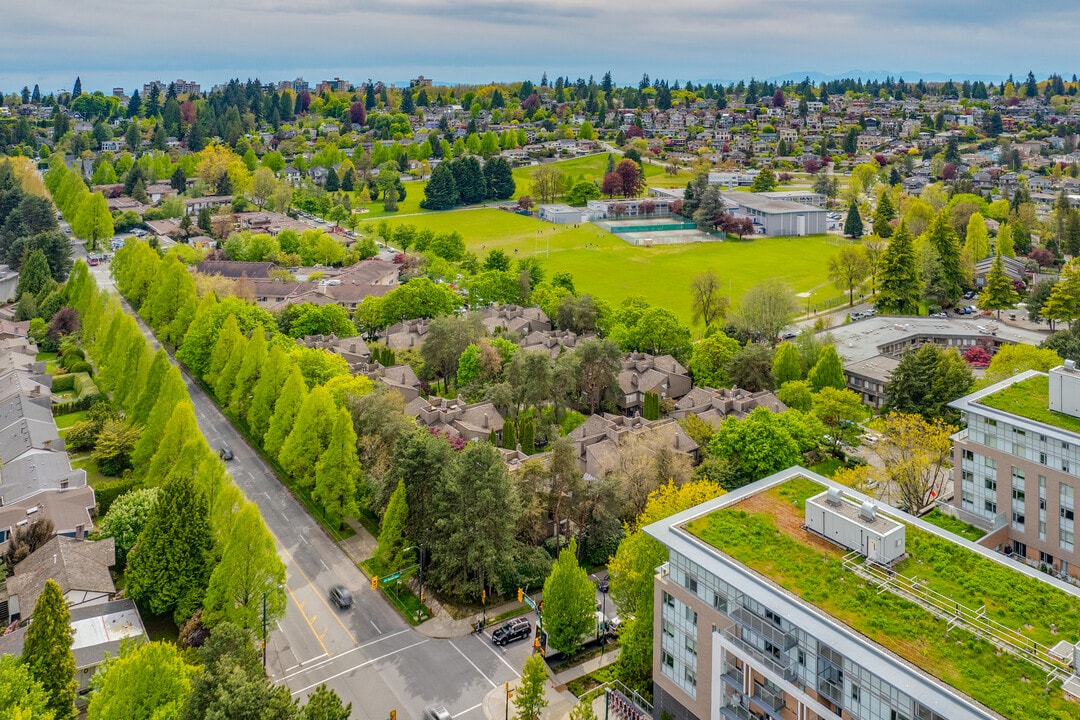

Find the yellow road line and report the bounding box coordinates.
[279,542,359,646]
[285,582,331,659]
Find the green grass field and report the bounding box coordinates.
[363,207,848,325]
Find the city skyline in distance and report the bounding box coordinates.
[3,0,1078,93]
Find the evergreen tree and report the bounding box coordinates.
[72,76,82,97]
[977,253,1020,319]
[519,414,536,452]
[926,210,964,304]
[502,418,517,449]
[483,157,516,200]
[212,331,248,403]
[229,326,268,417]
[843,199,863,238]
[131,365,187,468]
[146,401,203,482]
[16,249,51,299]
[324,166,339,192]
[301,685,352,720]
[449,156,487,204]
[264,363,307,456]
[808,345,846,392]
[22,579,77,720]
[875,222,922,314]
[883,344,972,423]
[205,314,242,388]
[420,162,459,210]
[202,502,287,632]
[872,193,895,238]
[278,386,337,487]
[314,408,362,528]
[375,479,408,566]
[542,538,597,655]
[771,342,803,386]
[514,655,549,720]
[249,346,290,441]
[126,472,214,624]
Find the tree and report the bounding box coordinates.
[126,472,214,624]
[420,162,459,209]
[279,386,337,488]
[250,167,276,209]
[977,253,1020,319]
[72,192,114,251]
[574,338,622,413]
[874,413,955,513]
[965,212,990,260]
[883,343,972,423]
[98,487,158,566]
[483,156,516,200]
[314,408,362,527]
[531,165,565,204]
[514,655,549,720]
[771,342,803,386]
[875,223,922,314]
[690,269,729,328]
[202,502,287,632]
[86,641,195,720]
[301,685,352,720]
[376,479,408,568]
[724,342,775,392]
[427,442,518,598]
[688,332,741,388]
[812,387,865,449]
[926,210,965,304]
[16,248,51,299]
[727,278,798,343]
[808,345,845,392]
[1042,259,1080,327]
[22,579,77,720]
[872,192,896,238]
[843,199,863,238]
[711,407,804,483]
[542,538,597,656]
[982,344,1062,386]
[827,244,870,306]
[750,168,778,192]
[0,654,52,719]
[263,364,308,457]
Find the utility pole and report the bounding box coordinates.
[262,592,268,668]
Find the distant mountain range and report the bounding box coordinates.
[699,70,1008,85]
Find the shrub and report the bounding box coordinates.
[94,473,140,517]
[51,373,76,393]
[67,360,92,375]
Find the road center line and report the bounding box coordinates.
[289,638,430,695]
[449,640,497,688]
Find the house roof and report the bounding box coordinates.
[1,450,87,505]
[7,536,116,616]
[0,598,145,672]
[0,485,95,546]
[195,260,277,279]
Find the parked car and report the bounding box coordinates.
[491,617,532,646]
[422,706,453,720]
[329,584,353,609]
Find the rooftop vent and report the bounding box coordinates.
[860,500,877,522]
[826,487,844,506]
[1067,359,1077,372]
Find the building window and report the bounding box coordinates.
[1041,453,1049,465]
[663,592,674,609]
[713,592,727,613]
[985,500,997,514]
[685,606,697,625]
[662,651,674,670]
[1013,488,1025,502]
[1013,512,1025,528]
[1041,551,1055,565]
[1062,508,1075,522]
[851,686,861,702]
[1062,529,1074,552]
[985,478,997,491]
[684,575,698,594]
[663,621,674,639]
[686,637,697,655]
[684,666,696,687]
[963,449,974,461]
[1041,521,1047,540]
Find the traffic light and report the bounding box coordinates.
[371,576,378,590]
[481,589,486,604]
[517,587,524,603]
[390,711,396,720]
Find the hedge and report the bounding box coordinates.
[50,371,104,415]
[94,474,140,517]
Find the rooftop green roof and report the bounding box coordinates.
[977,374,1080,435]
[685,476,1080,720]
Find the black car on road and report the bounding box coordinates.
[329,584,353,609]
[491,617,531,646]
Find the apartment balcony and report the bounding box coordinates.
[720,663,743,691]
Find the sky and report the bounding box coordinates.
[3,0,1079,94]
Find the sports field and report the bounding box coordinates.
[363,208,849,325]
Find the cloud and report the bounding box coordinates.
[2,0,1077,92]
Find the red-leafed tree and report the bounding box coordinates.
[804,157,822,173]
[626,125,645,139]
[601,172,622,198]
[614,159,644,197]
[772,88,785,108]
[963,346,992,367]
[350,102,367,125]
[179,100,196,127]
[297,90,311,113]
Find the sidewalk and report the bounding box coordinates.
[481,676,581,720]
[551,647,620,687]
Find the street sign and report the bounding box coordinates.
[522,594,537,610]
[384,572,402,582]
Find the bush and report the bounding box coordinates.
[65,420,99,452]
[60,346,86,370]
[67,360,92,375]
[51,373,76,393]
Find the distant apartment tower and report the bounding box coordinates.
[411,75,433,88]
[277,78,309,94]
[645,466,1080,720]
[315,78,350,94]
[950,364,1080,579]
[142,79,200,97]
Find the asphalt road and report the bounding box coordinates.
[81,241,532,720]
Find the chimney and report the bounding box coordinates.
[75,524,85,540]
[631,373,638,388]
[43,439,52,451]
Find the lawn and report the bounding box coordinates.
[364,208,843,325]
[977,375,1080,434]
[509,152,695,198]
[71,456,109,487]
[686,477,1080,720]
[921,507,987,542]
[54,410,88,430]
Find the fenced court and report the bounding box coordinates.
[597,217,720,246]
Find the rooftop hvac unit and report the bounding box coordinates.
[826,487,844,506]
[860,501,877,522]
[1067,359,1077,372]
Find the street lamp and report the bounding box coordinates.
[403,545,424,622]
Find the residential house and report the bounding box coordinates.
[479,305,552,336]
[670,386,787,424]
[616,353,693,416]
[566,414,698,477]
[2,536,116,624]
[404,396,505,443]
[195,260,277,280]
